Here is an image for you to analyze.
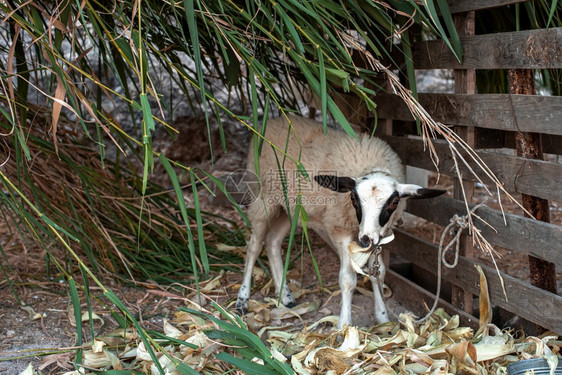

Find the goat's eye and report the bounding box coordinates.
[388,197,400,211]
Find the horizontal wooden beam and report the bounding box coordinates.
[413,27,562,69]
[380,135,562,202]
[386,230,562,334]
[374,93,562,136]
[448,0,529,14]
[406,196,562,267]
[385,269,479,328]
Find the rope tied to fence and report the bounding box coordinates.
[414,202,487,324]
[440,212,470,269]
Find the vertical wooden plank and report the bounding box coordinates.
[451,11,476,314]
[381,83,393,269]
[508,69,557,334]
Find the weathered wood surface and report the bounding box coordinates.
[386,230,562,334]
[385,269,479,328]
[374,93,562,136]
[380,135,562,202]
[406,196,562,267]
[450,10,476,314]
[413,28,562,69]
[448,0,529,14]
[508,69,557,334]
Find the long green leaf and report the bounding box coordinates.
[421,0,463,62]
[190,169,209,273]
[317,46,327,133]
[215,352,286,375]
[436,0,463,61]
[158,155,199,278]
[104,290,165,374]
[69,277,83,366]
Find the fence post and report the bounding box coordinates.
[451,11,476,314]
[508,68,557,334]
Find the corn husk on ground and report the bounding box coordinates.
[38,305,562,375]
[15,267,559,375]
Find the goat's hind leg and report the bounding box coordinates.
[265,212,295,308]
[236,219,267,315]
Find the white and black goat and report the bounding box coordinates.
[236,115,445,327]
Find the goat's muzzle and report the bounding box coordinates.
[358,235,372,249]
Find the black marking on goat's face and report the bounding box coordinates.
[350,189,362,223]
[378,191,400,227]
[314,175,355,193]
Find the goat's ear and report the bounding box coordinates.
[314,175,356,193]
[397,184,446,199]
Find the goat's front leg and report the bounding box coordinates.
[368,251,389,324]
[336,237,357,328]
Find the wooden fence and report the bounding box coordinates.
[353,0,562,333]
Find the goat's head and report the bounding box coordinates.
[314,172,446,249]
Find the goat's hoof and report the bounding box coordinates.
[281,288,296,308]
[235,298,249,315]
[284,301,296,308]
[374,311,390,324]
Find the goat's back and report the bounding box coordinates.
[248,115,404,183]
